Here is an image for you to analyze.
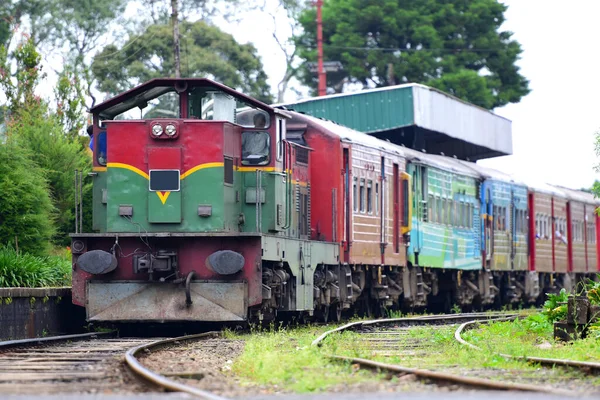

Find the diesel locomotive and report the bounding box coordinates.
[71,78,600,324]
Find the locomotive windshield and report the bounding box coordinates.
[102,87,180,120]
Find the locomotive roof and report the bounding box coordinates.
[91,78,281,120]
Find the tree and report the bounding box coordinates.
[91,20,273,103]
[293,0,530,109]
[0,35,44,118]
[138,0,247,24]
[54,66,86,139]
[260,0,308,103]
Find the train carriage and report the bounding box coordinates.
[522,179,571,292]
[405,151,481,271]
[457,161,536,304]
[551,185,600,278]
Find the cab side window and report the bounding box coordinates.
[96,131,107,166]
[242,131,270,165]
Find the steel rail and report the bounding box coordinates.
[124,331,232,400]
[311,310,533,347]
[455,319,600,371]
[0,331,116,350]
[313,311,580,396]
[329,355,577,396]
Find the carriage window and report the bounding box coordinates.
[367,180,373,214]
[428,195,434,222]
[241,131,270,165]
[353,178,358,212]
[375,183,379,216]
[95,131,107,166]
[470,203,474,228]
[359,179,365,212]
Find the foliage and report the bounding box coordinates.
[9,102,92,246]
[293,0,530,109]
[585,275,600,305]
[91,20,273,103]
[0,138,55,255]
[594,130,600,204]
[2,36,92,246]
[541,288,568,323]
[139,0,245,24]
[0,36,44,116]
[0,245,71,287]
[54,67,86,139]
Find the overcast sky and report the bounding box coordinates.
[220,0,600,191]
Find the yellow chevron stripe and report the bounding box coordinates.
[108,163,297,180]
[180,162,223,179]
[93,166,107,172]
[156,191,171,204]
[107,163,149,179]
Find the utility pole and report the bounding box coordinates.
[171,0,181,78]
[316,0,325,96]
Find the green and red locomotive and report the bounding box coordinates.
[72,78,342,323]
[72,77,600,325]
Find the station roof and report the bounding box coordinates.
[276,83,512,162]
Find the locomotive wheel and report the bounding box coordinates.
[329,302,342,322]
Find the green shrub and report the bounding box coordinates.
[0,139,55,255]
[0,245,71,288]
[541,288,568,323]
[9,101,92,246]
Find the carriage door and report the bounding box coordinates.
[148,147,182,223]
[485,187,492,264]
[393,163,399,253]
[510,189,516,270]
[343,148,351,262]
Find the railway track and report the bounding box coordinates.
[312,310,593,397]
[0,331,234,399]
[455,319,600,371]
[0,331,159,395]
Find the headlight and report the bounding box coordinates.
[152,124,163,136]
[165,124,176,136]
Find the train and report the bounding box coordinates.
[70,77,600,324]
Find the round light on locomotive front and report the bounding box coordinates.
[165,124,176,136]
[152,124,163,136]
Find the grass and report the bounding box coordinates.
[0,245,72,288]
[226,321,390,393]
[227,310,600,393]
